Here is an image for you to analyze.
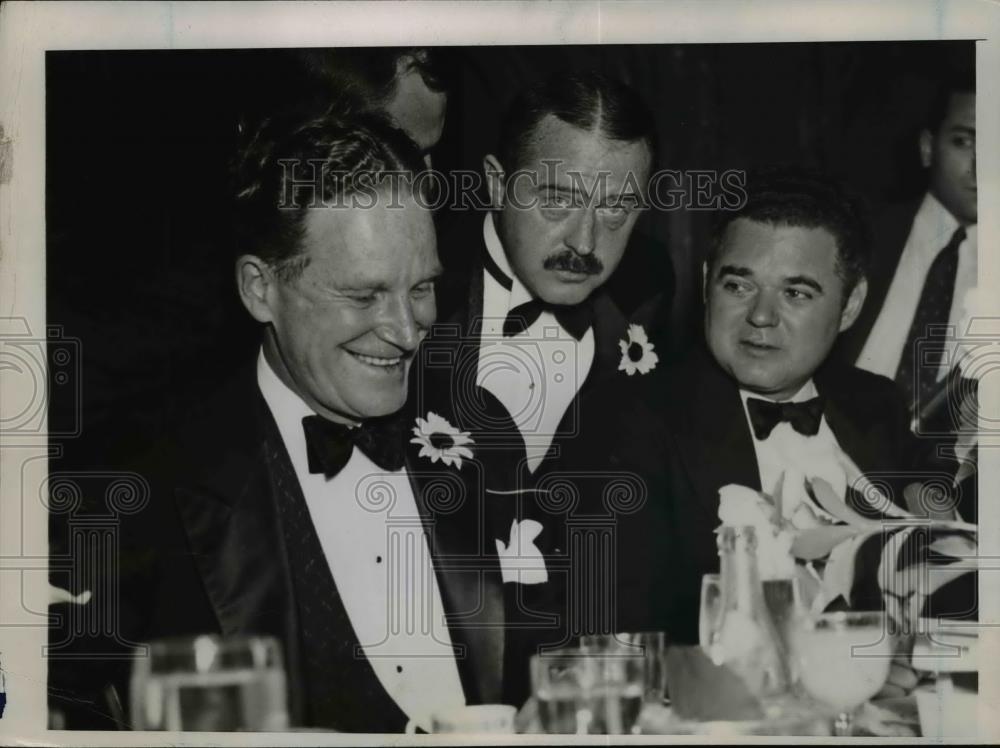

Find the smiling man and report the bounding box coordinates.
[110,113,514,732]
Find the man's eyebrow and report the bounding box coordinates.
[422,266,444,283]
[716,264,753,278]
[536,183,579,194]
[337,281,391,292]
[947,124,976,135]
[785,275,824,293]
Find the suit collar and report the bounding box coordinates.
[672,345,762,513]
[814,363,881,474]
[674,350,895,512]
[175,366,505,717]
[401,396,507,704]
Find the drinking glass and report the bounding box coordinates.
[531,647,646,734]
[130,635,289,731]
[788,611,892,736]
[580,632,668,704]
[698,573,722,653]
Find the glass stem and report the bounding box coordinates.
[833,711,853,737]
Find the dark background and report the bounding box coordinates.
[45,40,973,728]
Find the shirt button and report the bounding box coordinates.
[376,556,383,564]
[396,665,403,673]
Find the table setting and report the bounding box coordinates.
[118,468,978,736]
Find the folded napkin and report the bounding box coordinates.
[664,646,765,722]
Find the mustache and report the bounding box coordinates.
[543,250,604,275]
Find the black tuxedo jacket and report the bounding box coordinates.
[592,345,928,645]
[119,362,513,731]
[426,220,670,703]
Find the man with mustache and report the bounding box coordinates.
[422,69,658,704]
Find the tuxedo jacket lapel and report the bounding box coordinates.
[171,379,306,719]
[173,372,408,731]
[672,347,761,515]
[403,409,506,706]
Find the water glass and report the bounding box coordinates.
[789,611,892,736]
[531,647,645,734]
[130,635,289,731]
[580,632,668,704]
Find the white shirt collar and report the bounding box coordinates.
[912,192,976,256]
[739,379,819,407]
[483,213,534,311]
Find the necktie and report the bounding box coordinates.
[302,411,407,477]
[746,396,825,441]
[894,225,967,412]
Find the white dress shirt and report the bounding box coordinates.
[477,214,595,473]
[857,192,978,382]
[739,381,844,525]
[256,352,465,730]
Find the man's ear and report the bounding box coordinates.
[483,154,505,209]
[702,261,710,303]
[236,255,276,324]
[919,129,934,169]
[839,276,868,332]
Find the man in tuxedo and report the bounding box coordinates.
[114,113,512,732]
[838,75,976,434]
[422,69,660,700]
[589,168,942,644]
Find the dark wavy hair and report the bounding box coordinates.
[230,111,426,280]
[497,68,656,172]
[707,166,872,298]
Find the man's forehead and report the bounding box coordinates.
[719,219,839,271]
[520,114,651,179]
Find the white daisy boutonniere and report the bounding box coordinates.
[617,324,659,376]
[410,411,474,469]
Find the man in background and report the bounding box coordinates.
[422,70,663,703]
[839,74,976,432]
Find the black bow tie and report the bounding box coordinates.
[302,411,407,478]
[502,298,593,340]
[746,396,825,441]
[484,245,593,340]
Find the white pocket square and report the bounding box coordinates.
[495,519,548,585]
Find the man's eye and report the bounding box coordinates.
[542,193,574,209]
[598,205,630,227]
[785,288,813,301]
[411,283,435,299]
[347,292,377,304]
[951,135,974,149]
[721,279,750,295]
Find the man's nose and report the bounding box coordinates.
[379,295,422,351]
[746,290,779,327]
[565,209,597,256]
